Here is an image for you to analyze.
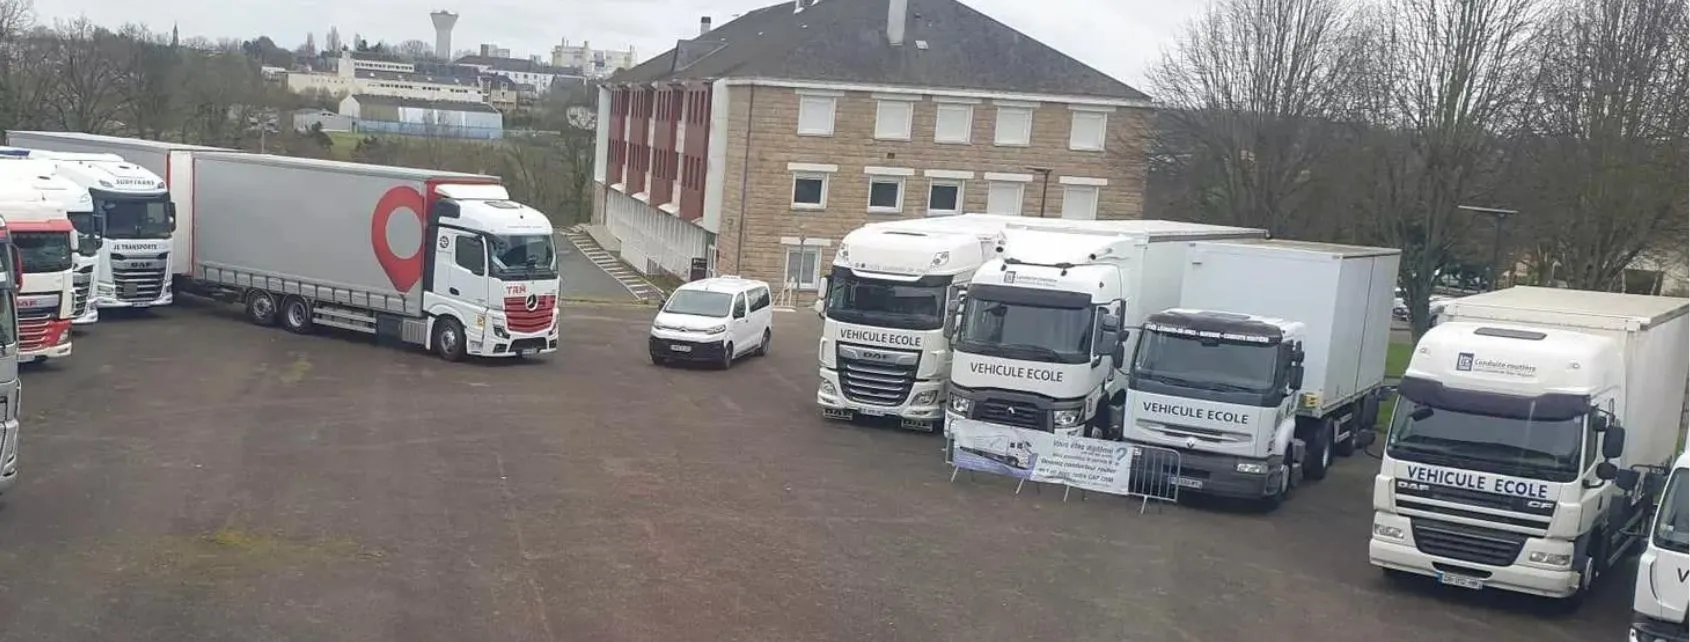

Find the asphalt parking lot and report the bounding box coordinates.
[0,300,1633,642]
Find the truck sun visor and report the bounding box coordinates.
[1396,376,1590,422]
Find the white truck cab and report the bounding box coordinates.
[649,276,773,369]
[0,184,76,364]
[817,214,1021,431]
[1631,451,1688,642]
[0,154,99,324]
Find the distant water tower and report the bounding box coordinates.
[430,10,458,59]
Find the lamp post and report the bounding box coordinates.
[1027,167,1053,218]
[1458,205,1519,291]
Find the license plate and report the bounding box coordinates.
[1171,477,1204,489]
[857,407,886,417]
[821,408,854,420]
[900,419,936,433]
[669,344,692,352]
[519,349,537,356]
[1437,572,1484,590]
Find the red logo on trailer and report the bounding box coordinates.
[370,186,425,292]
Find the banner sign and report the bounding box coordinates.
[948,418,1137,496]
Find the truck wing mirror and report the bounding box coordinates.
[1601,426,1626,460]
[1594,462,1639,492]
[1287,364,1305,390]
[1590,412,1610,432]
[1110,343,1125,370]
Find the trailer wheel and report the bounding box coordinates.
[281,297,315,334]
[244,291,278,326]
[1303,418,1334,481]
[433,317,467,362]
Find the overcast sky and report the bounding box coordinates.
[35,0,1213,89]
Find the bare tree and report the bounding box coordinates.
[114,24,179,139]
[46,18,129,133]
[393,39,433,61]
[1148,0,1365,237]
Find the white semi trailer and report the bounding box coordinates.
[1370,286,1688,606]
[185,153,561,361]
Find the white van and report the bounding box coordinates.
[648,276,774,368]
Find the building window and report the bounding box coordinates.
[927,180,964,216]
[797,93,838,136]
[994,104,1034,146]
[1061,185,1099,220]
[934,103,974,144]
[874,99,914,140]
[1069,110,1108,151]
[986,181,1025,216]
[784,245,823,291]
[868,177,904,214]
[792,173,829,210]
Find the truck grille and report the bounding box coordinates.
[502,295,556,333]
[113,264,167,302]
[837,356,916,406]
[18,306,54,351]
[1410,518,1528,567]
[72,270,91,316]
[975,399,1045,430]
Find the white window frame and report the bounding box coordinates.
[993,100,1037,147]
[873,94,917,141]
[1068,105,1112,152]
[866,179,905,214]
[985,180,1027,216]
[1059,179,1103,221]
[925,179,966,216]
[791,174,830,210]
[782,242,825,292]
[796,90,840,137]
[933,98,977,144]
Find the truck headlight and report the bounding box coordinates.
[1372,524,1405,540]
[1527,551,1571,567]
[949,396,972,414]
[912,390,937,406]
[1236,462,1268,474]
[1053,409,1081,427]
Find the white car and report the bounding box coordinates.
[648,276,774,368]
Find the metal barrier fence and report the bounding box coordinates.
[945,438,1184,514]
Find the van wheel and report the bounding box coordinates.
[434,317,466,362]
[281,297,315,334]
[755,329,771,356]
[719,343,734,369]
[245,291,278,326]
[1303,419,1334,481]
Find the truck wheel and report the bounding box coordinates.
[1303,419,1334,481]
[244,291,278,326]
[281,297,315,334]
[433,317,467,362]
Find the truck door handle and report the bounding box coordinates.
[449,287,459,295]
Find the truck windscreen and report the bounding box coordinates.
[97,195,172,240]
[956,296,1093,365]
[13,231,72,273]
[489,234,558,280]
[1655,468,1688,554]
[1386,398,1585,483]
[1133,330,1281,394]
[823,269,947,331]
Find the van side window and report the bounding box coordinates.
[749,287,770,312]
[455,236,485,276]
[733,295,747,318]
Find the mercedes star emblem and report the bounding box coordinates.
[524,294,540,311]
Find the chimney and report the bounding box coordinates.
[700,16,712,36]
[887,0,907,46]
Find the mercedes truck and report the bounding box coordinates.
[816,214,1023,432]
[1125,239,1399,508]
[6,131,227,306]
[1369,286,1688,606]
[1631,450,1687,642]
[0,154,99,325]
[944,220,1264,439]
[186,153,560,361]
[0,184,76,364]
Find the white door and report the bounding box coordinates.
[445,231,491,310]
[729,293,754,354]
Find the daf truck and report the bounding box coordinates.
[1631,450,1687,642]
[0,184,76,364]
[816,214,1024,431]
[1124,240,1399,508]
[0,154,100,325]
[1369,286,1689,605]
[185,153,560,361]
[944,220,1264,439]
[0,215,24,495]
[6,131,227,306]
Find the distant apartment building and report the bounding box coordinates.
[286,52,485,102]
[551,39,637,78]
[478,43,512,59]
[453,55,585,95]
[593,0,1153,300]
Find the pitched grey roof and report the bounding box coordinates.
[612,0,1147,101]
[349,95,501,114]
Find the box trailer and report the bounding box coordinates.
[188,152,561,361]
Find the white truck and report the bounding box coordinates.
[185,153,561,361]
[6,131,225,309]
[0,154,99,325]
[944,220,1265,439]
[1369,286,1689,605]
[816,214,1023,431]
[1631,450,1687,642]
[1124,240,1399,507]
[0,215,24,494]
[0,183,76,364]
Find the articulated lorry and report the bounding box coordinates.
[1125,240,1399,508]
[0,215,23,495]
[944,220,1264,438]
[0,184,76,364]
[185,153,560,361]
[0,154,99,324]
[1369,286,1688,605]
[1631,450,1687,642]
[816,214,1023,431]
[6,131,225,309]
